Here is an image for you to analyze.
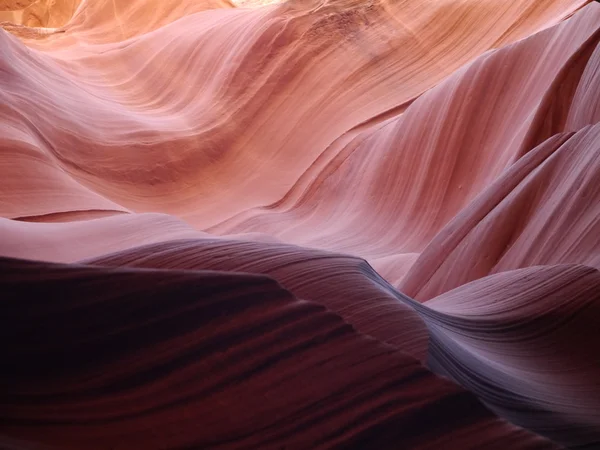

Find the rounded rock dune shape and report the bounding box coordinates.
[1,0,599,448]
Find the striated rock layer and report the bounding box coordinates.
[1,0,599,448]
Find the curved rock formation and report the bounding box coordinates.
[1,0,599,448]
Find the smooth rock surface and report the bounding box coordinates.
[1,0,599,448]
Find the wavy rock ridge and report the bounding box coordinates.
[1,0,600,448]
